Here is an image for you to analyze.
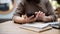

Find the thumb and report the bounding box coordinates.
[29,15,34,19]
[35,12,38,14]
[24,15,28,19]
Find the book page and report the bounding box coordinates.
[22,23,49,29]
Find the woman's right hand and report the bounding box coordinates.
[13,14,39,24]
[22,13,39,23]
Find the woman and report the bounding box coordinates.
[13,0,57,24]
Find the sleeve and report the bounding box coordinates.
[13,2,25,17]
[46,0,57,21]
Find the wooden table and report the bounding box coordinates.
[0,21,60,34]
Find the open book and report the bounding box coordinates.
[21,23,50,29]
[20,22,59,32]
[20,22,52,32]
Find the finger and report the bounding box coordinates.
[35,11,41,15]
[33,14,39,20]
[38,11,42,15]
[35,12,38,14]
[22,15,24,17]
[23,15,26,18]
[29,15,34,19]
[39,12,44,17]
[39,11,41,13]
[40,12,43,15]
[35,11,41,17]
[35,12,39,18]
[39,11,41,12]
[39,13,45,18]
[43,13,45,16]
[33,11,41,20]
[40,13,45,17]
[38,11,41,14]
[40,12,44,16]
[23,15,28,19]
[25,15,28,19]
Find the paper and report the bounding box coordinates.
[22,22,59,29]
[20,22,59,32]
[22,22,49,29]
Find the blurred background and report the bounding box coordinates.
[0,0,60,23]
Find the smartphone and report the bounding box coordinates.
[27,12,36,18]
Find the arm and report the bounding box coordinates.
[13,16,27,24]
[13,15,39,24]
[13,2,39,24]
[13,2,26,24]
[42,0,57,22]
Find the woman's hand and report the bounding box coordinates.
[35,11,54,22]
[22,14,39,23]
[35,11,45,21]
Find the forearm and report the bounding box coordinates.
[13,16,27,24]
[42,16,56,22]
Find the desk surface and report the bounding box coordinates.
[0,21,60,34]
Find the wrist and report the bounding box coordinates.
[42,16,48,22]
[42,16,53,22]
